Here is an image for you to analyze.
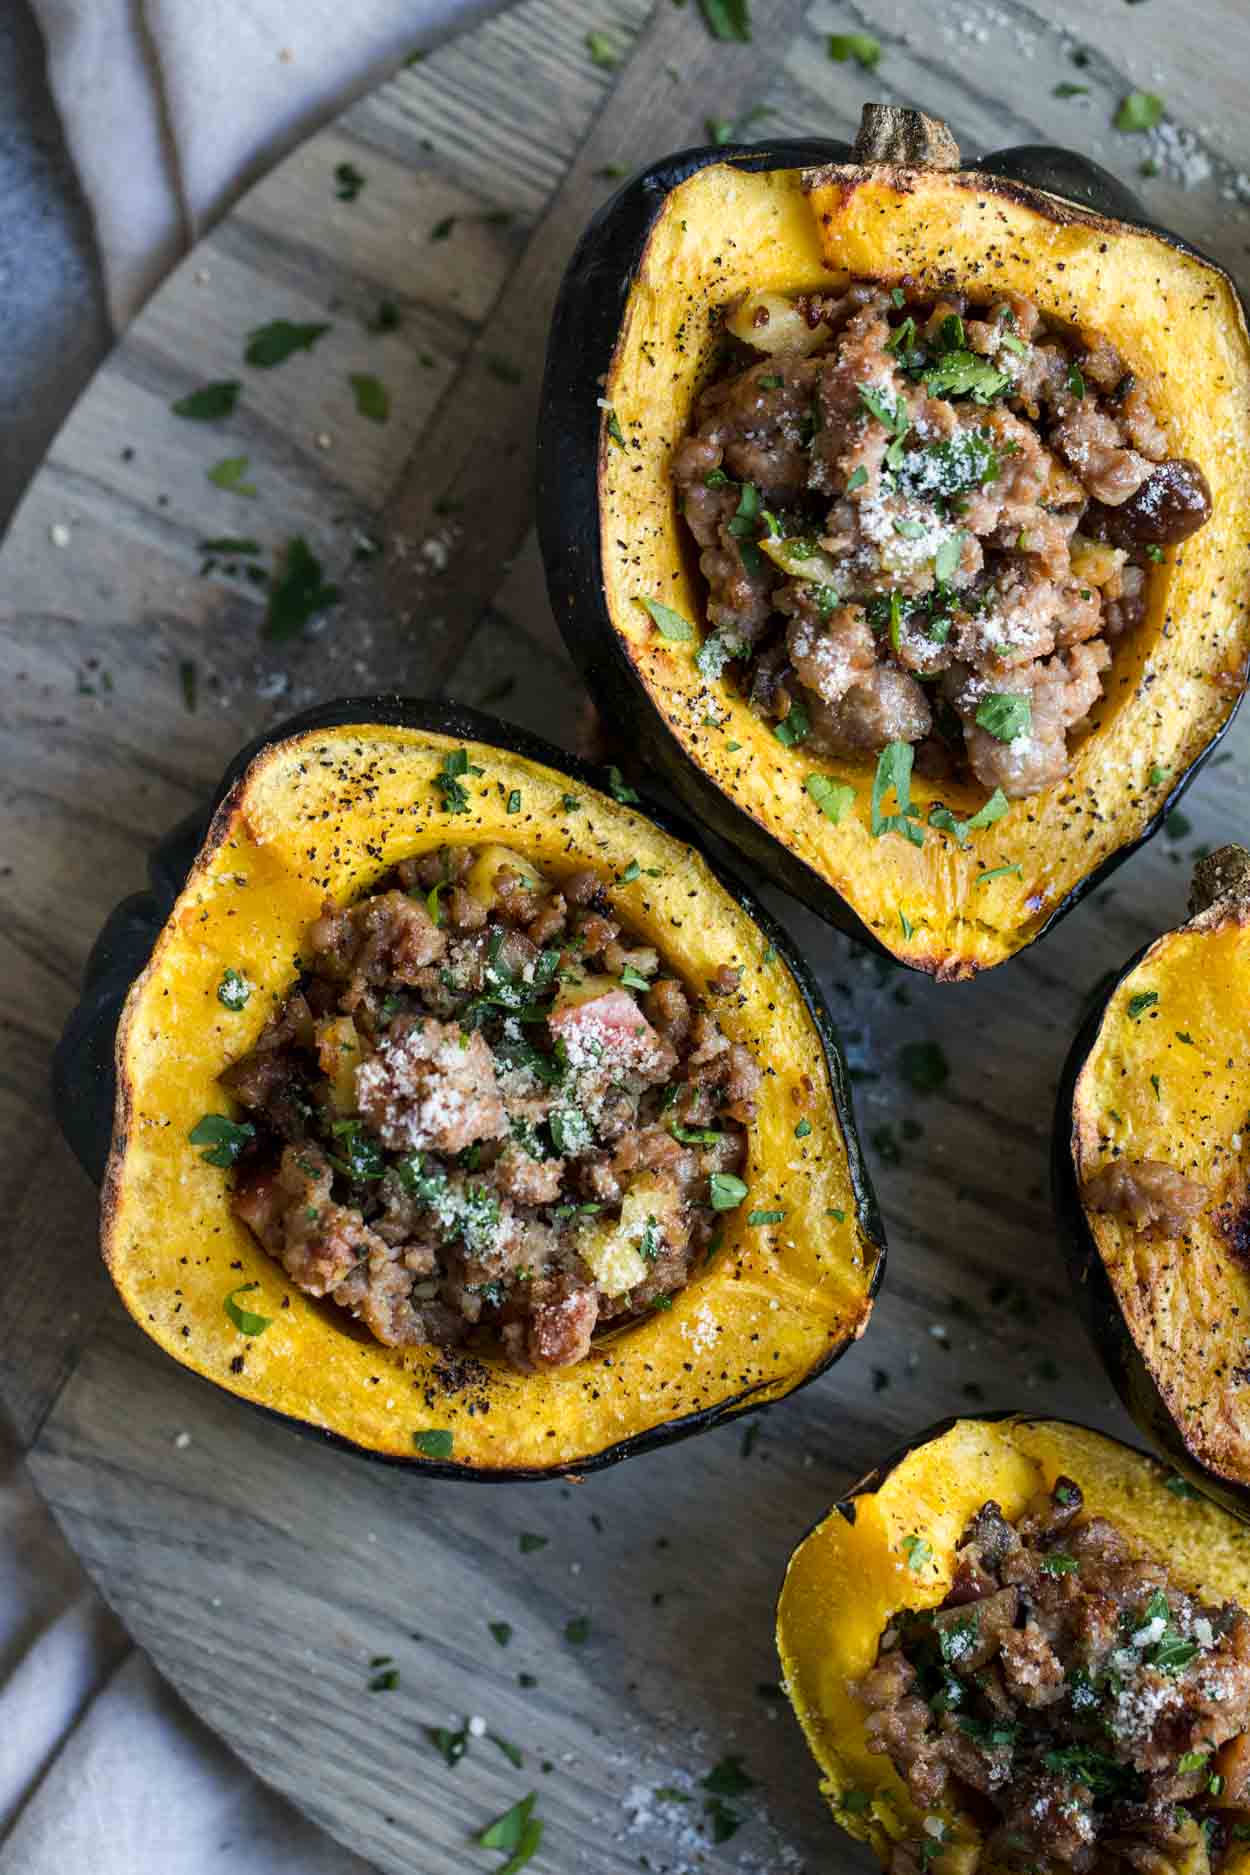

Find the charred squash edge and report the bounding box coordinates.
[52,694,885,1480]
[538,125,1249,978]
[775,1410,1250,1869]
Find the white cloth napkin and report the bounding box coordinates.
[30,0,497,327]
[17,11,503,1867]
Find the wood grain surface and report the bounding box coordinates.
[3,0,1250,1869]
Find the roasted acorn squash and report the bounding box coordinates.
[776,1412,1250,1869]
[539,105,1250,978]
[52,698,884,1477]
[1055,847,1250,1514]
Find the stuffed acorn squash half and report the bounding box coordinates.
[777,1413,1250,1874]
[1055,847,1250,1516]
[539,104,1250,978]
[57,699,883,1476]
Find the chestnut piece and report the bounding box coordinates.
[1091,457,1214,547]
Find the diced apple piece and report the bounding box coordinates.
[725,291,830,356]
[552,971,621,1014]
[576,1174,677,1297]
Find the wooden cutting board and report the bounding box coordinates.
[4,0,1250,1869]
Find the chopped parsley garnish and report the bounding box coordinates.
[928,787,1009,848]
[217,967,251,1010]
[1166,808,1192,839]
[349,373,390,422]
[491,1734,524,1769]
[1148,763,1171,785]
[564,1616,590,1645]
[857,383,909,437]
[709,1172,749,1211]
[705,1799,742,1843]
[329,1118,385,1182]
[899,1041,949,1093]
[1177,1749,1211,1774]
[901,1533,933,1572]
[841,1789,873,1813]
[223,1281,272,1336]
[1115,91,1164,132]
[189,1113,254,1166]
[828,30,882,65]
[934,532,964,584]
[172,380,240,421]
[561,793,581,811]
[639,597,695,641]
[413,1429,454,1458]
[606,765,640,804]
[976,693,1031,742]
[938,1613,979,1663]
[773,703,810,748]
[923,352,1011,403]
[486,354,523,384]
[435,747,483,815]
[488,1621,513,1647]
[1128,990,1159,1018]
[1145,543,1165,563]
[695,628,747,680]
[871,741,924,848]
[705,117,733,147]
[794,1118,812,1139]
[605,407,625,447]
[1042,1745,1136,1797]
[1166,1474,1200,1498]
[263,536,341,641]
[179,658,198,712]
[805,768,854,821]
[747,1208,785,1226]
[368,1666,399,1691]
[655,1787,691,1804]
[1067,362,1086,401]
[1039,1552,1080,1575]
[519,1532,548,1553]
[976,864,1022,886]
[1054,81,1089,97]
[244,319,331,367]
[506,789,522,815]
[550,1108,594,1156]
[207,455,257,495]
[846,465,868,492]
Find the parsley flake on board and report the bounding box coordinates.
[698,0,751,42]
[639,596,695,640]
[217,968,251,1010]
[586,28,618,66]
[244,320,331,368]
[564,1616,590,1645]
[368,1666,399,1691]
[488,1621,513,1647]
[223,1282,272,1336]
[207,455,257,495]
[976,693,1031,742]
[518,1532,548,1553]
[703,1756,755,1798]
[349,373,390,422]
[334,161,366,200]
[1054,81,1089,97]
[179,658,198,713]
[172,380,240,421]
[828,31,881,68]
[262,536,341,641]
[412,1429,454,1458]
[478,1794,543,1873]
[189,1113,253,1166]
[1115,91,1164,132]
[428,1722,469,1766]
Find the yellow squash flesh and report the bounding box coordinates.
[102,722,879,1471]
[776,1415,1250,1871]
[1072,865,1250,1490]
[602,160,1250,976]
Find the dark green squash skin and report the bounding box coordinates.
[1051,969,1249,1518]
[53,694,886,1482]
[538,138,1244,970]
